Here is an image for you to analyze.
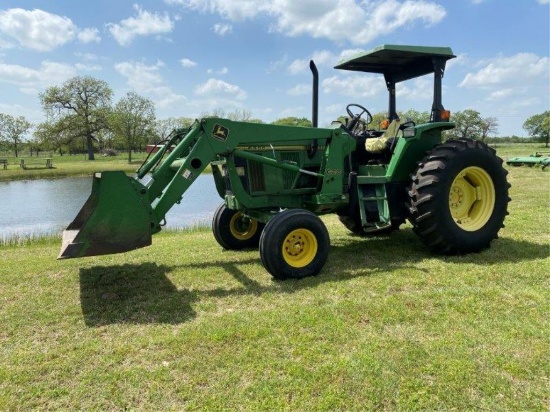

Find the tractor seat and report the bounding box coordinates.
[365,119,401,153]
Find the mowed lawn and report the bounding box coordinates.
[0,147,548,410]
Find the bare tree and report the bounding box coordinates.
[479,117,498,141]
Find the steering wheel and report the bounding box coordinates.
[346,103,373,135]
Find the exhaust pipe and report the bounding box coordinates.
[310,60,318,128]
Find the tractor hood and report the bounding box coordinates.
[335,44,455,83]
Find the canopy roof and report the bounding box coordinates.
[335,44,455,83]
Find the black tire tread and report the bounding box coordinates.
[259,209,329,280]
[407,138,510,254]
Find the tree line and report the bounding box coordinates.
[0,76,548,160]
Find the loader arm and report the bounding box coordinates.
[59,117,355,259]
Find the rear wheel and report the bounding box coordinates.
[212,203,264,250]
[259,209,329,280]
[408,138,510,254]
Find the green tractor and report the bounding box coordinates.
[59,44,511,280]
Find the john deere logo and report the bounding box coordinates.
[212,124,229,141]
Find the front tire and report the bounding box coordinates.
[407,138,510,254]
[212,203,264,250]
[259,209,330,280]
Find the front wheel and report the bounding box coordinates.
[407,138,510,254]
[259,209,330,280]
[212,203,264,250]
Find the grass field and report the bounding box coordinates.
[0,142,547,182]
[0,152,150,181]
[0,144,549,410]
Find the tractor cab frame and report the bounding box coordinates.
[333,44,456,123]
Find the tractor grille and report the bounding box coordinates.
[248,160,265,192]
[280,152,300,190]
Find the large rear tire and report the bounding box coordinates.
[259,209,330,280]
[407,138,510,254]
[212,203,264,250]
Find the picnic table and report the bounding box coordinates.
[19,158,53,169]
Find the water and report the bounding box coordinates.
[0,175,222,240]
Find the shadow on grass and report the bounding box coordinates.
[79,230,548,326]
[79,262,197,326]
[331,228,550,265]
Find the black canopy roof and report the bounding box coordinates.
[335,44,455,83]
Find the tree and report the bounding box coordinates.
[271,117,312,127]
[40,76,113,160]
[444,109,483,140]
[523,111,550,147]
[399,109,431,125]
[479,116,498,141]
[110,91,156,163]
[201,108,263,123]
[155,117,195,141]
[0,113,32,157]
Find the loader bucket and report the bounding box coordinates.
[58,171,153,259]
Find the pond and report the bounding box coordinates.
[0,174,222,241]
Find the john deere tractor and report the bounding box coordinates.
[59,45,510,280]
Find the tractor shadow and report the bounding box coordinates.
[330,227,549,264]
[79,230,548,326]
[79,263,197,326]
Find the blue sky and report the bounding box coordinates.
[0,0,548,136]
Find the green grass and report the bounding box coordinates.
[0,152,152,181]
[0,146,549,410]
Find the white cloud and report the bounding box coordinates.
[75,63,102,72]
[75,52,99,61]
[445,53,467,71]
[165,0,268,21]
[115,60,165,90]
[213,23,232,36]
[486,88,515,101]
[322,74,385,97]
[288,49,365,75]
[108,5,174,46]
[165,0,446,44]
[0,60,77,92]
[0,8,76,51]
[267,54,288,74]
[195,78,247,100]
[0,102,42,122]
[460,53,549,88]
[397,77,432,101]
[180,58,198,68]
[287,83,310,96]
[537,0,549,4]
[114,60,186,107]
[207,67,229,75]
[78,28,101,43]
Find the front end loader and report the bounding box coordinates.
[59,44,510,280]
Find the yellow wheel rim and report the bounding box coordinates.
[229,213,258,241]
[282,229,318,268]
[449,166,495,231]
